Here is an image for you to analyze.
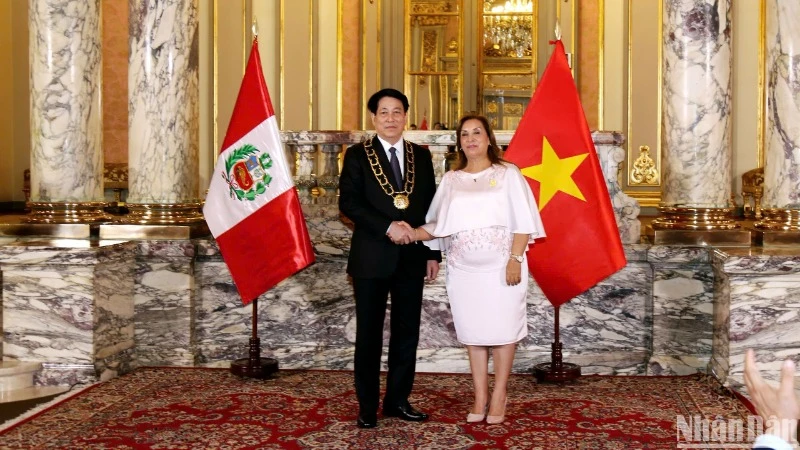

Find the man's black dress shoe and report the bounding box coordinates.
[382,403,429,422]
[357,412,377,429]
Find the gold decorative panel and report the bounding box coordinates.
[421,30,438,74]
[503,102,522,115]
[103,0,129,165]
[410,1,458,14]
[629,145,659,185]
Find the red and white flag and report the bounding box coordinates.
[203,39,315,305]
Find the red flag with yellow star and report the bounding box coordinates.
[504,40,626,307]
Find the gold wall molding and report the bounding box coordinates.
[413,15,451,26]
[598,0,604,129]
[757,0,766,168]
[410,1,456,14]
[0,1,14,202]
[628,192,661,208]
[623,0,661,205]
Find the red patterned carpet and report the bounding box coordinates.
[0,368,753,449]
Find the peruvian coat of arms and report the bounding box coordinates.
[222,144,273,201]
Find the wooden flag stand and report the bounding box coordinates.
[533,305,581,383]
[230,298,278,379]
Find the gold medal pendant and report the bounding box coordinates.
[393,194,410,210]
[364,139,416,210]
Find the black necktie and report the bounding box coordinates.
[389,147,403,190]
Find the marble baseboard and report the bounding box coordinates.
[135,344,195,367]
[722,374,800,401]
[647,355,709,376]
[718,347,800,385]
[34,363,97,386]
[96,347,136,382]
[196,347,648,377]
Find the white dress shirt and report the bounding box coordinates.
[376,135,405,176]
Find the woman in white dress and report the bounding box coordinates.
[411,114,545,425]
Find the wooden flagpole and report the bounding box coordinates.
[230,298,278,379]
[533,304,581,383]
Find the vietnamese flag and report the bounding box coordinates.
[504,40,625,307]
[203,39,315,304]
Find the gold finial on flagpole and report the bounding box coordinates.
[252,17,258,38]
[554,21,562,41]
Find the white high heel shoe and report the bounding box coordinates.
[486,398,507,425]
[466,405,487,423]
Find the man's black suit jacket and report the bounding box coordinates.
[339,136,441,279]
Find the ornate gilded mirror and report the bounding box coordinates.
[405,1,463,130]
[479,0,537,130]
[403,0,560,129]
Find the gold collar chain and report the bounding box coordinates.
[364,137,416,209]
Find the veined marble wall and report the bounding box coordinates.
[712,248,800,390]
[649,246,715,374]
[133,241,196,366]
[195,239,655,375]
[3,217,798,398]
[0,240,136,385]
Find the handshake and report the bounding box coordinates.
[387,221,418,245]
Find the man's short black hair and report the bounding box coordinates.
[367,88,409,114]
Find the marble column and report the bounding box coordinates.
[758,0,800,229]
[124,0,202,223]
[27,0,108,223]
[655,0,736,230]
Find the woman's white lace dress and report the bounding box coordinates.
[422,163,545,346]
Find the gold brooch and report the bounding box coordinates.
[489,179,497,187]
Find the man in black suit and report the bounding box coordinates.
[339,88,441,429]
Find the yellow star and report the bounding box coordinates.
[520,136,588,210]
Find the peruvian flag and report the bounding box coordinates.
[203,39,315,305]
